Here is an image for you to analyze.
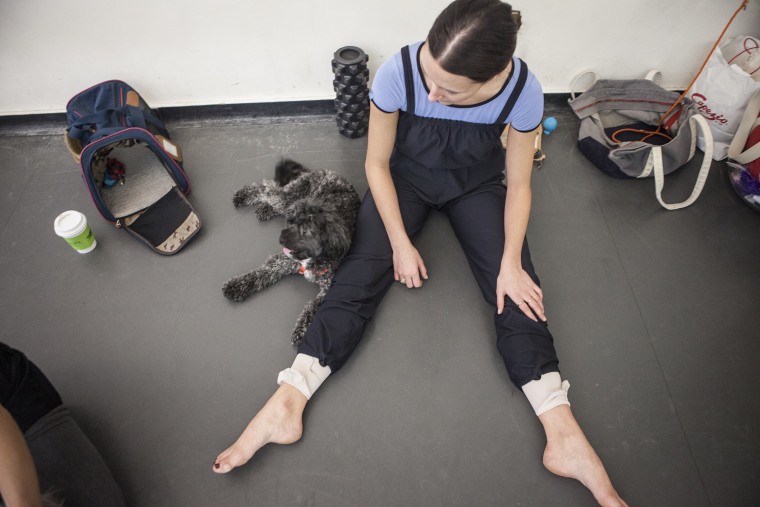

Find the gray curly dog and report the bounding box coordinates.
[223,159,361,345]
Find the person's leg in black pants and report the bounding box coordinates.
[214,177,431,473]
[444,181,625,506]
[444,180,559,388]
[298,177,431,372]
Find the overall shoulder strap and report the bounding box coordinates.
[400,45,416,115]
[496,58,529,125]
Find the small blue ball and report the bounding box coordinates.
[543,116,558,134]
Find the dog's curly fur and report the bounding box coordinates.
[223,159,361,345]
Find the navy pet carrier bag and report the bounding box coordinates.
[64,80,201,255]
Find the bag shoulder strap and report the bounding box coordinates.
[728,89,760,164]
[653,114,714,210]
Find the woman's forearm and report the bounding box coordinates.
[502,126,538,268]
[365,104,409,250]
[502,183,531,268]
[365,163,410,250]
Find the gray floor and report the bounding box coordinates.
[1,101,759,507]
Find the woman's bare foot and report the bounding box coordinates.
[539,405,628,507]
[213,384,307,474]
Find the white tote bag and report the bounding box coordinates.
[693,36,760,160]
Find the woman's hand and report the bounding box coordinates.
[393,242,428,288]
[496,263,545,322]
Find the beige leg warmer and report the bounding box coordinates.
[521,372,571,416]
[277,353,331,400]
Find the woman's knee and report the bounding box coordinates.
[494,310,558,387]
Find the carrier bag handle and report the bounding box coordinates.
[67,106,164,140]
[68,109,122,139]
[652,114,713,210]
[728,89,760,165]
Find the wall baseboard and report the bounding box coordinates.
[0,95,573,137]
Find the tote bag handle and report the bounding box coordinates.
[652,114,714,210]
[728,89,760,165]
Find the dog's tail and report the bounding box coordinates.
[275,159,310,186]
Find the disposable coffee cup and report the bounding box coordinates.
[54,210,97,254]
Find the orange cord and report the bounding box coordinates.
[611,0,749,144]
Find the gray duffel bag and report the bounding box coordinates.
[569,77,713,210]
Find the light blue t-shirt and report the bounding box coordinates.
[369,41,543,132]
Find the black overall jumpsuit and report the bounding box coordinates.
[299,46,559,389]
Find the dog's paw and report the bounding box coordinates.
[232,188,251,207]
[222,279,250,302]
[290,328,305,347]
[291,307,316,346]
[255,203,275,221]
[291,318,308,345]
[233,184,264,207]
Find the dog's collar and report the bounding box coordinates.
[298,264,330,276]
[284,248,330,277]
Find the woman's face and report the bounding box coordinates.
[419,43,486,106]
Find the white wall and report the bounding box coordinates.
[0,0,758,115]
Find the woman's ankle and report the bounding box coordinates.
[538,404,575,430]
[272,383,309,412]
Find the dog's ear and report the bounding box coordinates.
[275,159,309,186]
[289,201,321,223]
[320,214,353,260]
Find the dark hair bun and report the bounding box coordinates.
[511,9,522,30]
